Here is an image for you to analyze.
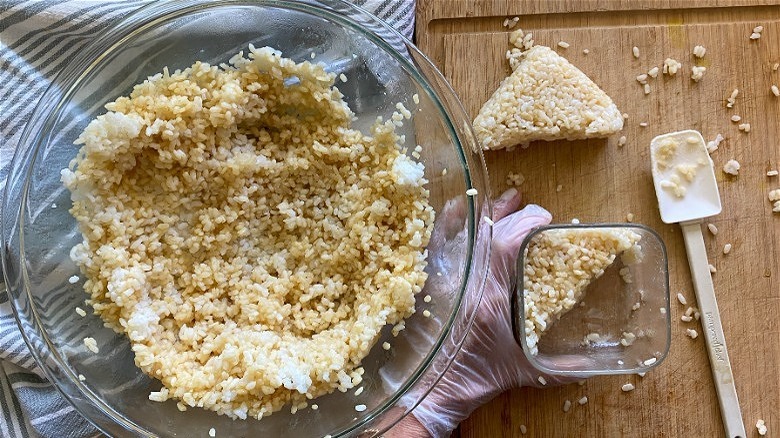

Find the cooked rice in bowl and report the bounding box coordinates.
[61,45,434,419]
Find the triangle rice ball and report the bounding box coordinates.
[473,44,624,151]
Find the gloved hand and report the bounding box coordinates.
[406,188,582,438]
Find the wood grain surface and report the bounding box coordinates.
[416,1,780,437]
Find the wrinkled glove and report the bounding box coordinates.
[407,188,582,438]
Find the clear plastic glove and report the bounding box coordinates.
[406,188,583,438]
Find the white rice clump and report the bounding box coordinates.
[523,228,642,354]
[62,45,434,419]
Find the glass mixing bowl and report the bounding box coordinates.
[0,1,491,436]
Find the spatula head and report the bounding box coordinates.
[650,130,721,224]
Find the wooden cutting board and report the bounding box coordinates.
[415,1,780,436]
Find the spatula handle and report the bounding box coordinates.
[681,222,746,438]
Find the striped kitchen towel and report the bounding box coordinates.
[0,1,415,436]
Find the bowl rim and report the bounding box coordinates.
[0,0,493,436]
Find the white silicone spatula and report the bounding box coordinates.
[650,130,745,438]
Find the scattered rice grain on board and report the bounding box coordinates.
[708,223,718,235]
[723,159,741,175]
[578,396,589,405]
[677,292,688,306]
[583,49,590,54]
[520,425,527,434]
[750,32,761,40]
[691,66,706,82]
[709,264,717,274]
[738,123,751,132]
[75,307,87,317]
[626,212,634,222]
[621,383,635,392]
[632,46,640,58]
[639,122,648,127]
[686,328,699,339]
[706,134,724,154]
[772,85,780,97]
[693,45,706,58]
[644,84,651,95]
[769,189,780,202]
[663,58,682,75]
[648,67,659,78]
[209,428,216,437]
[767,170,779,177]
[756,419,768,436]
[618,135,627,147]
[355,404,366,412]
[538,376,547,385]
[681,315,693,322]
[558,41,570,48]
[754,25,764,33]
[727,89,739,108]
[636,74,648,84]
[723,243,732,254]
[563,400,572,412]
[507,171,525,186]
[466,188,478,196]
[730,115,742,122]
[68,275,79,284]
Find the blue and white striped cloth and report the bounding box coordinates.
[0,1,415,436]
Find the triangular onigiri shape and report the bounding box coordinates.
[473,45,624,151]
[522,228,642,354]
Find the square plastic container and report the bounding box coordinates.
[511,224,671,376]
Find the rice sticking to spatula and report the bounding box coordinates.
[649,130,745,438]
